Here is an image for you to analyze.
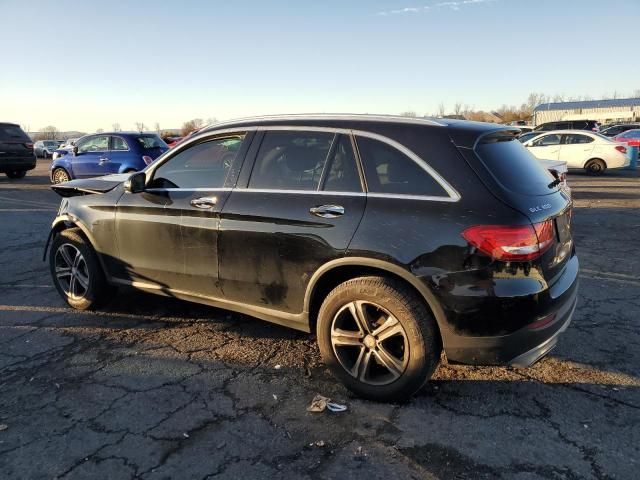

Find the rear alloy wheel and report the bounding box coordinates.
[52,168,70,184]
[317,276,441,402]
[585,158,606,175]
[50,228,116,310]
[6,171,27,179]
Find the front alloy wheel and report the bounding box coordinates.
[54,243,90,300]
[49,228,116,310]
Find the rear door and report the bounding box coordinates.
[72,135,110,177]
[526,133,561,161]
[217,129,366,316]
[559,133,595,168]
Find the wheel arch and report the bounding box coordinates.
[304,257,449,344]
[47,216,109,274]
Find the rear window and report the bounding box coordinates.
[0,125,30,142]
[475,138,557,196]
[136,135,167,149]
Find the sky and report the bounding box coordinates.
[2,0,639,132]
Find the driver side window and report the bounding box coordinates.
[77,135,109,153]
[150,135,245,189]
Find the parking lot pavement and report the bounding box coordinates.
[0,161,638,479]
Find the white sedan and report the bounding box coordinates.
[520,130,629,175]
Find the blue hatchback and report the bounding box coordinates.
[50,132,168,183]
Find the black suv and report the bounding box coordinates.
[46,115,578,401]
[534,120,599,132]
[600,123,640,137]
[0,123,36,178]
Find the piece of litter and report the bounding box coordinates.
[55,383,60,389]
[274,364,282,370]
[183,433,189,438]
[583,424,589,429]
[314,440,325,447]
[0,424,7,432]
[216,441,226,449]
[612,387,619,391]
[307,394,330,412]
[273,394,278,401]
[326,402,347,413]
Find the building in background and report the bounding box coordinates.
[533,98,640,126]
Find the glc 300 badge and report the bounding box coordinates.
[529,204,552,213]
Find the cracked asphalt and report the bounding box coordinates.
[0,161,638,479]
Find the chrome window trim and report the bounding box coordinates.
[145,187,233,192]
[235,188,366,197]
[145,124,460,202]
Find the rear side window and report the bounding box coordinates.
[136,135,167,149]
[249,131,334,191]
[0,125,30,142]
[476,138,556,196]
[356,136,447,196]
[563,134,593,144]
[111,136,129,151]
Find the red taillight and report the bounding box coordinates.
[462,220,555,262]
[25,143,34,149]
[615,145,627,154]
[142,155,153,165]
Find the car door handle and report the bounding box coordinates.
[190,196,218,209]
[98,157,110,165]
[309,204,344,218]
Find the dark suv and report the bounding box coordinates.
[46,115,578,401]
[534,120,599,132]
[0,123,36,179]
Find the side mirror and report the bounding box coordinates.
[124,171,146,193]
[72,146,78,156]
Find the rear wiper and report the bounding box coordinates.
[548,178,561,189]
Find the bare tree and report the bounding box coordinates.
[135,122,146,133]
[453,102,463,116]
[112,123,121,132]
[400,111,417,117]
[96,128,104,134]
[181,118,204,136]
[437,102,446,117]
[40,126,59,140]
[206,117,218,125]
[154,122,161,134]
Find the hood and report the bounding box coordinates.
[51,173,131,197]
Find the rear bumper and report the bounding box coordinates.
[0,157,37,172]
[441,255,579,366]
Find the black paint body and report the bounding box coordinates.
[48,116,579,366]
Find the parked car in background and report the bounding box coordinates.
[600,123,640,137]
[165,136,184,148]
[612,129,640,147]
[521,130,628,174]
[516,133,569,190]
[518,131,543,143]
[53,138,81,160]
[0,122,36,178]
[50,132,168,183]
[34,140,62,158]
[46,114,578,401]
[534,120,600,132]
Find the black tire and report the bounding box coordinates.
[317,276,441,402]
[49,228,116,310]
[585,158,606,175]
[52,168,70,184]
[6,171,27,179]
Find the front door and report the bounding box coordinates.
[218,130,366,316]
[72,135,111,177]
[114,131,252,293]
